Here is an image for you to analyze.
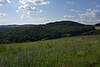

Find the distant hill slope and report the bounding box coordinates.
[0,21,100,44]
[0,25,33,31]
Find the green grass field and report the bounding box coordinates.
[0,35,100,67]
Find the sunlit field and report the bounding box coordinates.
[0,35,100,67]
[95,27,100,30]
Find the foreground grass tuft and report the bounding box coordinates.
[0,35,100,67]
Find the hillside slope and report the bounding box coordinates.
[0,21,99,44]
[0,35,100,67]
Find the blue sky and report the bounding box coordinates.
[0,0,100,25]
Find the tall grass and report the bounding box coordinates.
[0,35,100,67]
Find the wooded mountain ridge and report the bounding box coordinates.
[0,21,100,44]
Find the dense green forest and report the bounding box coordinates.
[95,23,100,26]
[0,21,100,44]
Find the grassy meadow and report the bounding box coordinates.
[95,27,100,30]
[0,35,100,67]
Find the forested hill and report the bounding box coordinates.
[0,21,100,44]
[95,23,100,26]
[0,25,33,31]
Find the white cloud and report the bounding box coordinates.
[0,13,7,17]
[17,0,50,18]
[39,18,47,21]
[79,9,100,19]
[0,0,10,6]
[66,1,74,4]
[79,9,100,24]
[17,4,39,18]
[19,0,49,5]
[16,10,19,13]
[34,18,48,24]
[20,17,49,24]
[21,14,32,18]
[70,9,81,13]
[96,4,100,7]
[64,15,74,19]
[62,15,79,22]
[18,4,38,13]
[40,9,43,13]
[91,2,100,8]
[62,15,75,21]
[18,5,45,18]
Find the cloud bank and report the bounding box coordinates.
[0,13,7,17]
[0,0,10,6]
[19,0,49,5]
[79,9,100,24]
[17,0,50,18]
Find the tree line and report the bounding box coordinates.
[0,21,100,44]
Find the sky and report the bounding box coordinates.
[0,0,100,25]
